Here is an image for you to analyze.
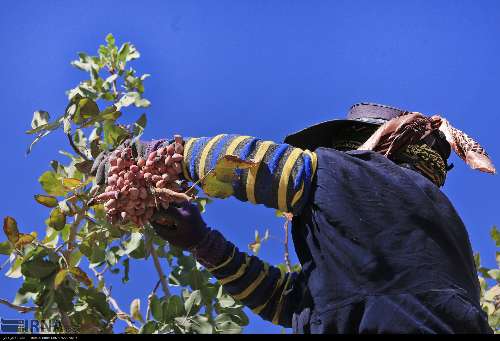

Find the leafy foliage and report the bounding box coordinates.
[1,33,497,335]
[476,226,500,333]
[0,34,248,334]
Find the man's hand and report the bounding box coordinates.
[150,201,210,251]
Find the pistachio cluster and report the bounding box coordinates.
[94,135,191,226]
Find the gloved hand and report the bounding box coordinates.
[90,139,168,186]
[150,201,210,251]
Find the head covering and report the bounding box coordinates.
[284,103,452,162]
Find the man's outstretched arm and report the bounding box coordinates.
[151,202,304,328]
[181,134,317,215]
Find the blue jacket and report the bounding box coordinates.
[287,147,491,333]
[184,135,491,333]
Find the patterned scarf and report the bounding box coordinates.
[332,139,447,187]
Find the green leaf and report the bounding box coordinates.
[34,194,58,208]
[62,178,82,190]
[191,315,213,334]
[134,98,151,108]
[122,258,130,283]
[105,33,115,47]
[491,226,500,247]
[55,286,75,312]
[133,113,147,137]
[125,327,139,334]
[162,295,185,322]
[69,267,92,287]
[31,110,50,130]
[214,313,243,334]
[117,92,139,109]
[3,216,19,244]
[69,250,82,267]
[150,295,163,321]
[488,269,500,281]
[218,294,235,308]
[54,269,69,289]
[39,171,67,196]
[248,230,262,255]
[80,287,115,320]
[125,44,140,62]
[117,232,142,256]
[47,207,66,231]
[77,98,100,121]
[103,121,129,148]
[130,298,144,322]
[474,252,481,269]
[139,321,157,334]
[0,240,13,255]
[184,290,202,314]
[90,245,106,264]
[216,320,242,334]
[21,257,58,279]
[6,257,23,278]
[202,155,260,198]
[15,232,37,248]
[15,278,41,305]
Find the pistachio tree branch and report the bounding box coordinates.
[283,213,293,272]
[0,298,36,313]
[91,267,136,328]
[66,133,89,160]
[150,246,170,298]
[146,280,162,321]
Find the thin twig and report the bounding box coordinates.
[67,133,89,160]
[146,280,162,321]
[283,213,293,272]
[0,257,11,271]
[0,298,36,313]
[90,267,136,328]
[150,246,171,298]
[65,213,84,256]
[184,168,215,196]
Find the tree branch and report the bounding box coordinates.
[283,213,293,272]
[0,298,36,314]
[90,267,136,328]
[150,246,170,298]
[146,280,161,321]
[66,133,89,160]
[64,213,84,260]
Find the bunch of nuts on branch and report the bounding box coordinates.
[93,135,192,226]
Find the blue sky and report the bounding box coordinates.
[1,0,499,334]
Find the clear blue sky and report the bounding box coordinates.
[1,0,499,334]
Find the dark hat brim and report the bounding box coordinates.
[284,119,380,151]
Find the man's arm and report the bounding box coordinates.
[151,202,304,328]
[181,135,317,215]
[192,229,301,327]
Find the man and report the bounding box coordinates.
[93,102,494,333]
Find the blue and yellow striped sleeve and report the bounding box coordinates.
[192,230,302,328]
[182,134,317,215]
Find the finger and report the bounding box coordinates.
[150,221,177,239]
[161,205,185,222]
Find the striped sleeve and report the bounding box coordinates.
[192,230,302,328]
[182,134,318,215]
